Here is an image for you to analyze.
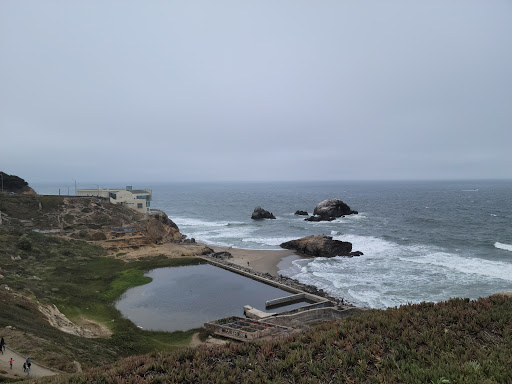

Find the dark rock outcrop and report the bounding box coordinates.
[294,210,308,216]
[305,199,358,222]
[304,215,335,222]
[251,206,276,220]
[280,235,362,258]
[0,171,36,194]
[210,251,233,259]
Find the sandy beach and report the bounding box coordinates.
[111,241,303,277]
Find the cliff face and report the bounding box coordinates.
[0,194,182,248]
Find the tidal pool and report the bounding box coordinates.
[116,264,307,332]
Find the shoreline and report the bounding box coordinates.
[114,241,352,306]
[114,241,306,278]
[209,245,301,276]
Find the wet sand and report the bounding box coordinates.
[209,246,300,276]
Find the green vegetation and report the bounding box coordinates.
[41,295,512,384]
[0,224,205,373]
[0,172,29,193]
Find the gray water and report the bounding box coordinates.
[34,180,512,309]
[115,264,308,332]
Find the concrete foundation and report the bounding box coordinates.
[204,316,291,341]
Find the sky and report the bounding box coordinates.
[1,1,511,183]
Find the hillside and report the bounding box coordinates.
[0,191,207,378]
[39,295,512,384]
[0,193,182,247]
[1,181,511,383]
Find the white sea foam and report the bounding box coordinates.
[173,217,232,227]
[241,236,296,247]
[495,242,512,252]
[280,233,512,309]
[404,252,512,282]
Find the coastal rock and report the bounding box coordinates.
[210,251,233,259]
[280,235,360,258]
[305,199,358,222]
[200,246,215,255]
[294,210,308,216]
[304,215,335,222]
[251,206,276,220]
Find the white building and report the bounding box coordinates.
[76,186,152,213]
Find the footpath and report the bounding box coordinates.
[0,346,58,380]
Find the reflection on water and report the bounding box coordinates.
[116,264,306,332]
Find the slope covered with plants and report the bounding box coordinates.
[40,295,512,384]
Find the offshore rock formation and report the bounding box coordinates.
[305,199,358,222]
[294,210,309,216]
[280,235,363,258]
[251,206,276,220]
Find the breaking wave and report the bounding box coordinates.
[495,242,512,252]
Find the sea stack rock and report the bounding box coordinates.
[305,198,358,222]
[280,235,362,258]
[251,206,276,220]
[294,210,309,216]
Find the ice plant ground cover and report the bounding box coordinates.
[41,295,512,384]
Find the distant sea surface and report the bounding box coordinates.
[34,180,512,309]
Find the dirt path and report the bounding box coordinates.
[0,346,58,380]
[189,332,227,348]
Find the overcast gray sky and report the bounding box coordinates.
[1,1,511,183]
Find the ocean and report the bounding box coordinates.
[34,180,512,309]
[150,180,512,309]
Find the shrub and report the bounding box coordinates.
[17,234,32,251]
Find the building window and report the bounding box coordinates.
[137,203,143,209]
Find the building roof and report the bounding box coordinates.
[130,190,151,194]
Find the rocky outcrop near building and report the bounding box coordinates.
[305,199,358,222]
[251,206,276,220]
[280,235,363,258]
[0,192,183,247]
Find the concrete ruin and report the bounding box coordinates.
[202,256,365,342]
[204,316,291,341]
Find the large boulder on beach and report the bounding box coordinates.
[251,206,276,220]
[305,199,358,221]
[280,235,362,258]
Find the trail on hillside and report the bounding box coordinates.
[0,346,57,380]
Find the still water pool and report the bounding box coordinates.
[116,264,306,332]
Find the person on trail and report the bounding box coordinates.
[0,337,4,354]
[23,363,26,372]
[9,358,13,369]
[26,356,31,369]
